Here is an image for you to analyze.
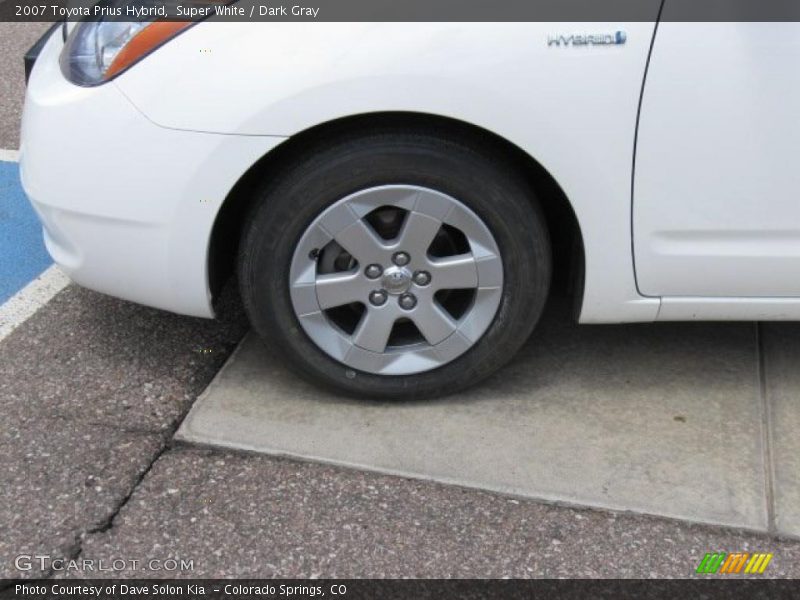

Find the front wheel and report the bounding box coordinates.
[238,132,551,399]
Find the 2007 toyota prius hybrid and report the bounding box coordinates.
[21,18,800,398]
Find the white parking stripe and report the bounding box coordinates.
[0,265,70,343]
[0,148,20,162]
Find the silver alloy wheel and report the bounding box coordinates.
[289,185,503,375]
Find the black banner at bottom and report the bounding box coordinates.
[2,579,800,600]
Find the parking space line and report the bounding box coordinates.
[0,145,67,338]
[0,265,69,343]
[0,150,71,340]
[0,148,20,162]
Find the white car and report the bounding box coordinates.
[20,19,800,398]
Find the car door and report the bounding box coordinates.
[634,20,800,298]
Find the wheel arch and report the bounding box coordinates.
[208,112,585,316]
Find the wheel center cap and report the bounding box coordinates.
[381,266,412,295]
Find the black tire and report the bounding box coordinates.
[238,130,551,399]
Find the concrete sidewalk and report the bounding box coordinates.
[178,300,800,537]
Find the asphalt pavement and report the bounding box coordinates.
[2,23,800,582]
[0,23,51,149]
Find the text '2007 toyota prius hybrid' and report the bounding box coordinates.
[21,16,800,398]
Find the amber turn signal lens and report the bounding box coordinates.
[105,22,193,79]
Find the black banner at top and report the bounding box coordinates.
[4,0,800,22]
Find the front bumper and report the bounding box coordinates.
[20,30,285,317]
[24,23,62,84]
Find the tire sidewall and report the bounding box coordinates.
[240,135,551,398]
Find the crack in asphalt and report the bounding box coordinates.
[0,436,176,585]
[52,373,222,577]
[62,438,175,574]
[0,278,249,582]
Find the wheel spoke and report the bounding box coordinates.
[411,303,457,345]
[335,220,386,264]
[397,211,442,255]
[352,307,398,353]
[315,271,366,310]
[290,185,504,375]
[429,254,478,290]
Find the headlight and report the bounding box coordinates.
[60,12,192,86]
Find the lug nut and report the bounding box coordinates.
[392,252,410,266]
[413,270,431,286]
[365,264,383,279]
[398,293,417,310]
[369,290,388,306]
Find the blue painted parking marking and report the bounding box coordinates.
[0,159,52,304]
